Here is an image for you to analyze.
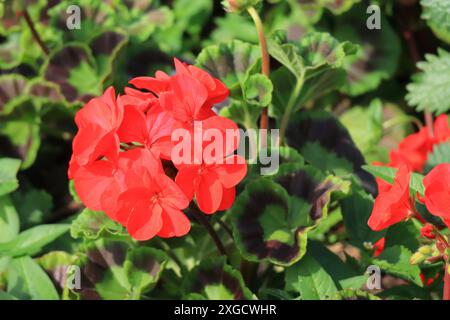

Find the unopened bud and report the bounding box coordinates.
[419,245,433,255]
[410,252,426,265]
[222,0,262,13]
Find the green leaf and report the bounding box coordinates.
[231,167,348,266]
[425,142,450,173]
[70,209,126,240]
[269,32,356,132]
[285,253,338,300]
[421,0,450,44]
[184,257,254,300]
[124,247,168,295]
[89,31,128,81]
[406,49,450,115]
[332,288,380,300]
[0,195,19,244]
[11,189,53,229]
[243,73,273,107]
[37,251,78,290]
[0,158,21,197]
[341,186,385,249]
[0,75,28,116]
[42,44,101,103]
[220,100,261,129]
[0,224,70,257]
[268,36,305,79]
[286,111,377,195]
[340,99,383,156]
[196,40,261,95]
[372,245,422,286]
[230,178,308,266]
[0,291,17,300]
[334,6,401,96]
[308,241,364,290]
[362,165,425,196]
[8,256,59,300]
[0,99,41,169]
[80,239,168,299]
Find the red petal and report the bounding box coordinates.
[157,174,189,209]
[157,204,191,238]
[214,155,247,188]
[117,106,148,144]
[195,172,223,214]
[218,187,236,211]
[73,160,117,211]
[175,167,197,201]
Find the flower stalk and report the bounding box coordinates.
[22,9,49,56]
[247,6,270,145]
[189,203,227,257]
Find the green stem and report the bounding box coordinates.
[247,6,270,141]
[279,78,304,144]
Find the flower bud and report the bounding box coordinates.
[222,0,262,13]
[419,245,433,255]
[410,251,426,265]
[420,224,436,239]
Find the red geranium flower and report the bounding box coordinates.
[117,150,190,240]
[128,69,172,96]
[159,73,216,127]
[68,87,123,178]
[173,120,245,214]
[433,114,450,144]
[173,58,229,106]
[121,87,159,113]
[368,165,415,231]
[372,238,385,257]
[389,128,432,172]
[423,164,450,228]
[373,162,392,193]
[118,105,175,159]
[420,224,436,239]
[69,59,245,241]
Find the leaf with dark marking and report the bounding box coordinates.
[184,258,254,300]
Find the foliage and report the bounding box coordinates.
[0,0,449,301]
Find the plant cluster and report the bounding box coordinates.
[0,0,449,301]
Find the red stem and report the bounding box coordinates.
[444,264,450,300]
[247,6,270,145]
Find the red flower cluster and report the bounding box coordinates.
[369,163,450,231]
[368,115,450,231]
[69,59,247,240]
[388,115,450,172]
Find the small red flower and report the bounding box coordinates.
[68,87,123,178]
[117,152,190,240]
[121,87,159,113]
[420,272,439,286]
[388,128,432,172]
[159,73,216,126]
[372,238,385,257]
[433,114,450,144]
[420,224,436,239]
[173,58,229,107]
[423,164,450,228]
[368,165,414,231]
[118,105,175,159]
[373,162,392,193]
[174,116,246,214]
